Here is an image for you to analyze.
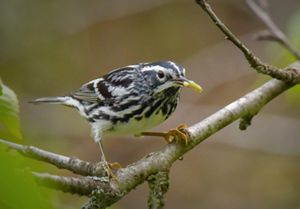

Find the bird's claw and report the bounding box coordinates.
[164,124,189,144]
[99,161,122,181]
[141,124,190,145]
[109,162,122,170]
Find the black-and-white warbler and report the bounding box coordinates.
[31,61,202,177]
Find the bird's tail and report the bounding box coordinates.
[29,96,70,105]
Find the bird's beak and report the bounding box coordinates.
[175,78,203,93]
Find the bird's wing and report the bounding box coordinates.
[72,79,102,103]
[71,66,139,103]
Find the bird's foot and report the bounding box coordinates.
[97,141,122,181]
[141,124,190,144]
[99,160,122,181]
[109,162,122,170]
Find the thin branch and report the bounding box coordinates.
[33,172,99,196]
[195,0,300,84]
[147,171,169,209]
[246,0,300,60]
[196,0,257,64]
[0,139,106,177]
[254,30,282,42]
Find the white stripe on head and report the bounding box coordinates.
[140,65,166,72]
[139,61,186,82]
[167,61,185,76]
[128,64,140,68]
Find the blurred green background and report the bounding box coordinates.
[1,0,300,208]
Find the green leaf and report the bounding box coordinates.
[0,81,53,209]
[0,82,22,140]
[0,78,3,96]
[0,143,53,209]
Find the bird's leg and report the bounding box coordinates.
[97,141,121,180]
[141,124,190,144]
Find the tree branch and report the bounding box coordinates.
[147,171,169,209]
[195,0,300,84]
[0,138,106,177]
[33,172,99,196]
[246,0,300,60]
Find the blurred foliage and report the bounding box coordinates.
[0,80,22,140]
[0,80,53,209]
[0,81,2,95]
[285,9,300,106]
[0,144,53,209]
[267,8,300,106]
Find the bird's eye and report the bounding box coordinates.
[157,70,165,79]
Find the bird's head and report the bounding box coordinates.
[140,61,203,94]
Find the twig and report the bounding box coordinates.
[246,0,300,60]
[254,30,281,42]
[195,0,300,84]
[33,172,99,196]
[0,138,106,177]
[196,0,256,64]
[147,171,169,209]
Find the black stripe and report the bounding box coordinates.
[109,77,133,88]
[84,101,106,115]
[87,118,95,122]
[161,101,169,116]
[91,111,111,121]
[147,87,179,118]
[144,97,166,118]
[111,97,140,112]
[165,100,178,119]
[110,100,152,124]
[97,81,112,98]
[86,82,95,91]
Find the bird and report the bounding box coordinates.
[31,61,203,178]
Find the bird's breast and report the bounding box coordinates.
[106,87,180,136]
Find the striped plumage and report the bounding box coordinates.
[31,61,202,176]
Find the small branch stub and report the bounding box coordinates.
[147,171,170,209]
[239,114,255,130]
